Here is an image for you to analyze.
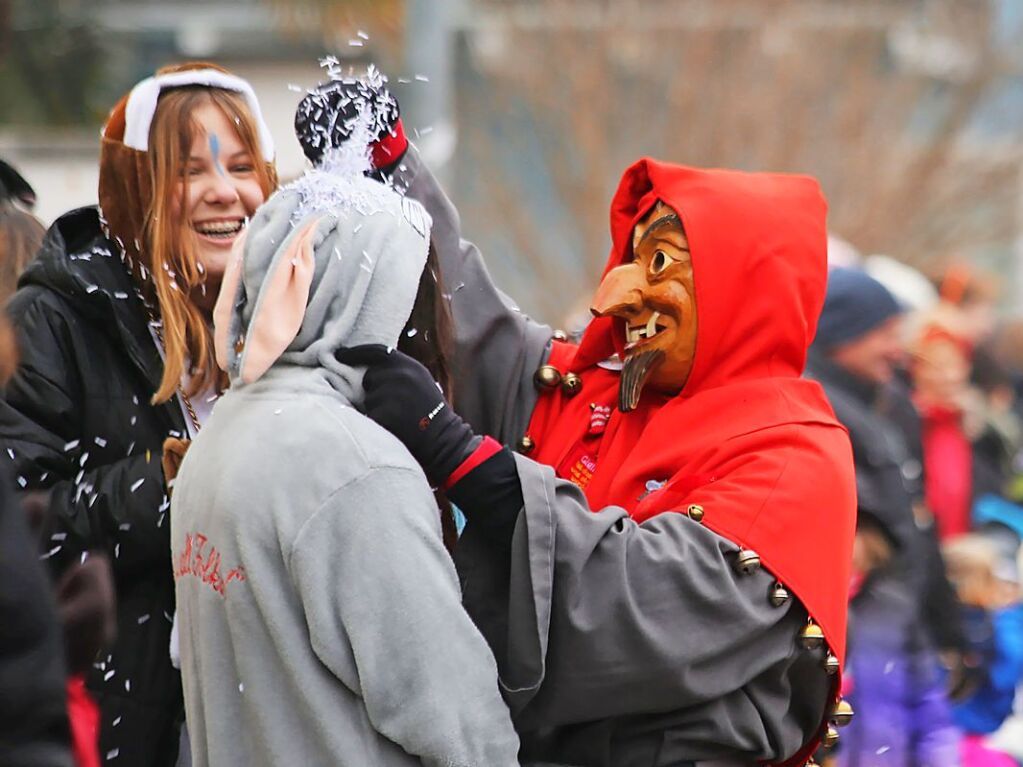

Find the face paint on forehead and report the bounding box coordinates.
[209,133,226,177]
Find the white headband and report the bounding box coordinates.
[121,69,275,161]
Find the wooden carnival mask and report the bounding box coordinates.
[590,201,698,411]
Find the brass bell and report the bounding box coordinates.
[824,653,840,675]
[769,582,790,607]
[534,365,562,390]
[552,329,569,342]
[799,621,825,650]
[686,504,705,522]
[518,435,536,454]
[561,372,582,397]
[805,761,820,767]
[832,698,854,727]
[823,724,840,749]
[734,549,761,575]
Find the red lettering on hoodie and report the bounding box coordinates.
[174,532,246,597]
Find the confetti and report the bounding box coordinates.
[64,439,80,452]
[137,614,150,624]
[104,669,115,681]
[106,748,119,760]
[94,437,108,447]
[130,478,145,493]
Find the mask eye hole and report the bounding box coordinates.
[651,250,675,274]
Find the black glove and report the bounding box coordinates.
[294,78,406,172]
[338,345,525,541]
[336,345,475,486]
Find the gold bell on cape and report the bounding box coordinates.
[769,582,790,607]
[734,549,761,574]
[518,435,536,454]
[823,724,840,749]
[534,365,562,390]
[824,653,840,675]
[686,504,705,522]
[561,372,582,397]
[832,698,854,727]
[799,620,825,650]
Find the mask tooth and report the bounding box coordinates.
[645,311,660,338]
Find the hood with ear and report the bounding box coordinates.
[213,175,431,390]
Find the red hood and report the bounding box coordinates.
[577,158,828,395]
[525,158,855,765]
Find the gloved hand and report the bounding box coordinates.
[339,345,527,541]
[336,345,476,487]
[294,77,408,173]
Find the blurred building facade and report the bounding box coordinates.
[2,0,1023,323]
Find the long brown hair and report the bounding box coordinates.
[0,202,44,303]
[397,242,459,549]
[145,85,277,404]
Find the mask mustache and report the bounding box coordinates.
[619,348,665,412]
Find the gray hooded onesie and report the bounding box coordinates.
[170,170,519,767]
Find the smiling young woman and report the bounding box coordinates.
[146,85,275,403]
[0,62,276,765]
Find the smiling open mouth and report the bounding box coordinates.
[625,311,667,351]
[193,219,244,240]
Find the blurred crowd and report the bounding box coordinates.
[808,242,1023,767]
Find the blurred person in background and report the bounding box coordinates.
[806,267,962,767]
[0,310,72,767]
[0,63,277,765]
[910,309,979,541]
[0,160,118,767]
[936,265,999,348]
[969,345,1022,501]
[0,159,46,302]
[944,533,1023,767]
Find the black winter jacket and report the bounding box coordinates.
[806,353,965,655]
[1,207,187,766]
[0,464,72,767]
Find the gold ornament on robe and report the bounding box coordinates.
[734,549,761,574]
[534,364,562,390]
[769,582,790,607]
[799,620,825,650]
[832,699,854,727]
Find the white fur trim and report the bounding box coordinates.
[121,69,275,161]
